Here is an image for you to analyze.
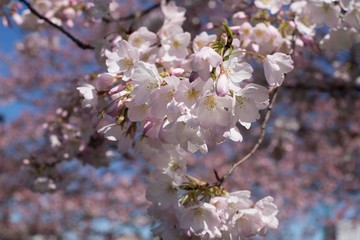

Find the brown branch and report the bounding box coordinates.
[117,1,162,21]
[18,0,94,50]
[218,87,280,186]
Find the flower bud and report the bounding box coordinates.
[216,73,229,97]
[170,68,185,77]
[95,73,114,91]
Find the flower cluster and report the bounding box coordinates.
[76,1,294,239]
[290,0,360,50]
[78,4,293,154]
[141,144,278,239]
[13,0,81,29]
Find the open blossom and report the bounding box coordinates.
[218,57,254,92]
[131,61,161,104]
[263,53,294,86]
[178,203,222,238]
[161,0,186,26]
[77,84,98,108]
[255,196,279,230]
[149,76,180,119]
[254,0,291,14]
[105,40,139,80]
[128,26,157,52]
[194,91,232,129]
[252,23,269,44]
[191,46,222,81]
[160,30,191,61]
[231,83,269,127]
[307,0,340,28]
[174,78,212,108]
[146,172,179,210]
[193,31,217,52]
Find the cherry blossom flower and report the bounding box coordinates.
[128,27,157,53]
[263,53,294,86]
[178,203,222,239]
[193,31,217,53]
[191,46,222,81]
[307,0,340,28]
[105,40,139,80]
[131,61,161,104]
[194,91,232,129]
[77,84,98,108]
[254,0,291,14]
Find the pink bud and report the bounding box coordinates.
[170,68,185,76]
[96,73,114,91]
[109,83,126,95]
[216,74,229,97]
[106,100,124,117]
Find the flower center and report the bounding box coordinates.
[204,95,217,110]
[186,88,199,100]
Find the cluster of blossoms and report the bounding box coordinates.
[12,0,83,29]
[78,2,294,154]
[76,1,294,239]
[140,144,278,239]
[10,0,124,30]
[233,0,360,52]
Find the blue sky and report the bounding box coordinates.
[0,23,28,122]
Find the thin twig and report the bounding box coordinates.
[118,1,162,21]
[19,0,94,50]
[219,87,280,186]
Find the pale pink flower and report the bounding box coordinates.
[307,0,340,28]
[263,53,294,86]
[77,84,98,108]
[160,31,191,61]
[255,196,279,229]
[191,46,223,81]
[252,23,270,44]
[131,61,161,104]
[149,76,180,119]
[174,78,212,108]
[128,27,157,53]
[105,40,139,80]
[231,83,269,126]
[194,91,232,129]
[255,0,291,14]
[178,203,222,239]
[161,0,186,26]
[193,31,217,53]
[146,172,179,210]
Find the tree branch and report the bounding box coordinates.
[117,1,164,22]
[18,0,95,50]
[218,87,280,186]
